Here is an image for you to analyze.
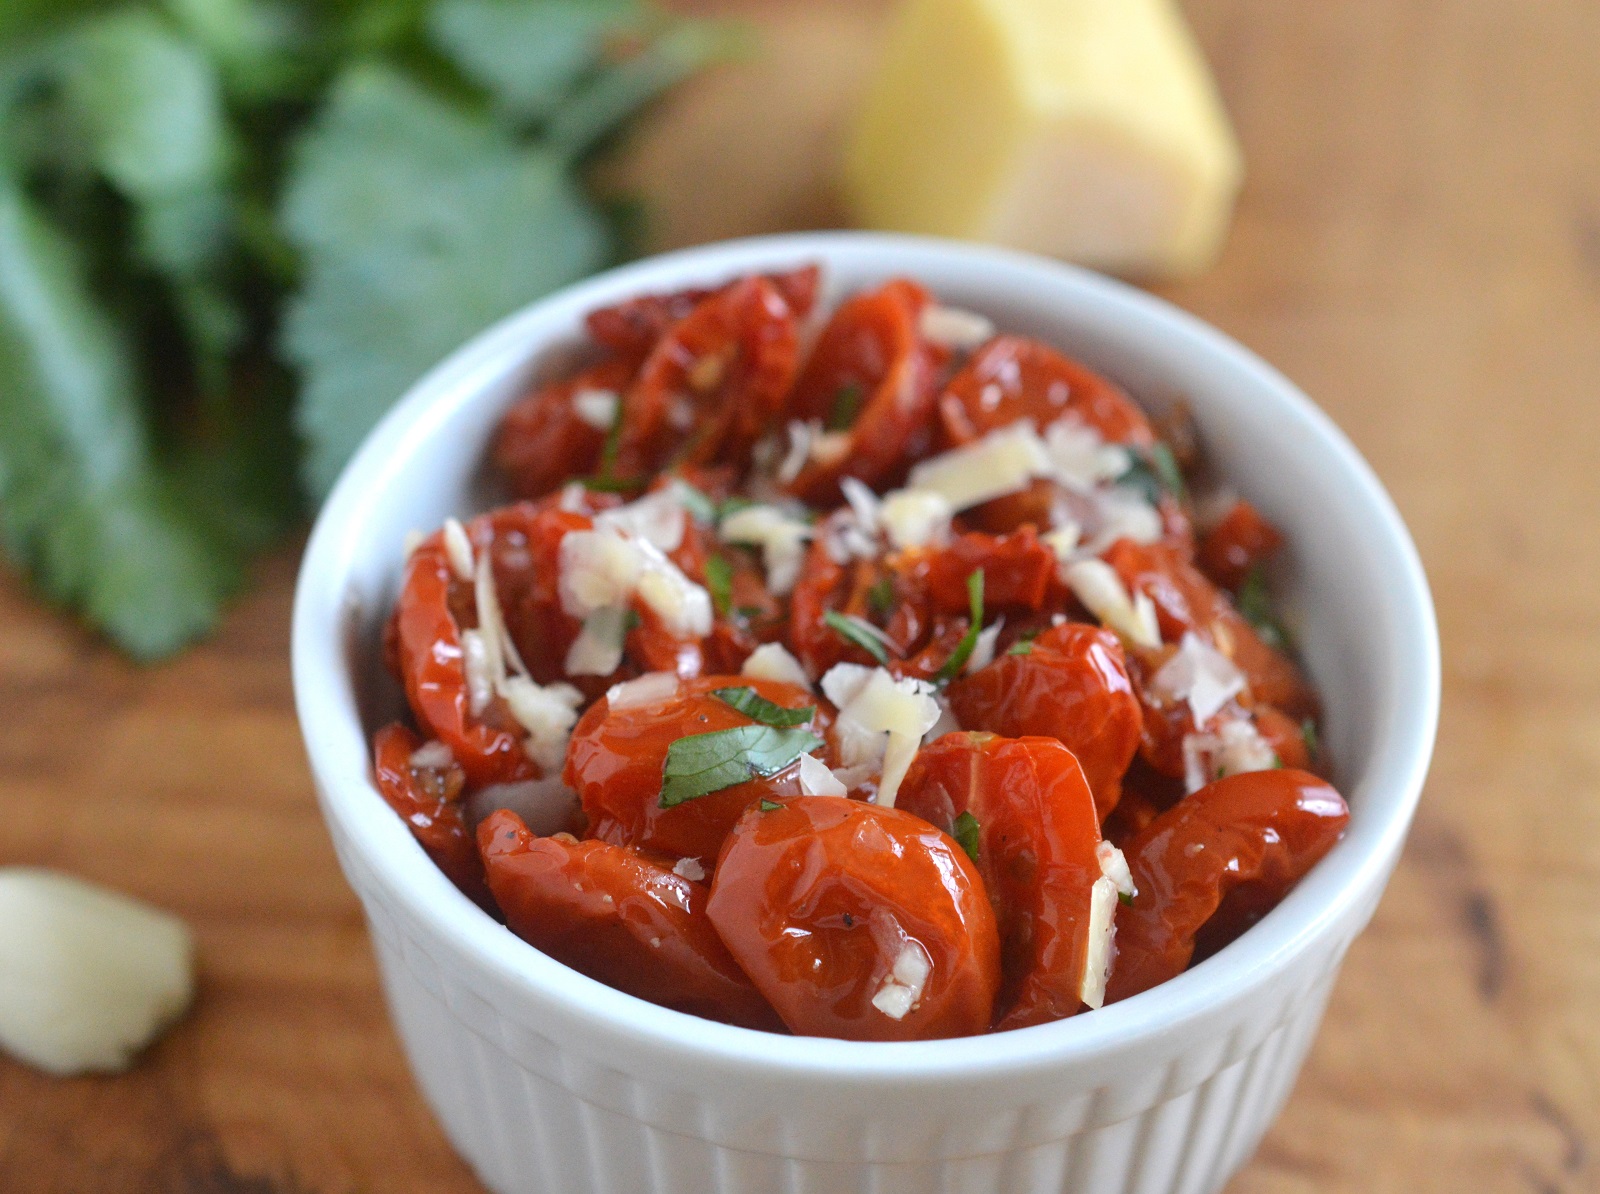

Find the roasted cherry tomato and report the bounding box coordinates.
[946,622,1141,820]
[787,526,933,678]
[478,810,780,1030]
[373,724,493,911]
[565,674,826,866]
[1197,499,1284,592]
[921,528,1059,614]
[615,277,804,475]
[1105,768,1349,1003]
[493,356,635,499]
[585,266,818,361]
[1105,539,1317,718]
[899,734,1106,1029]
[938,336,1153,449]
[706,796,1000,1041]
[784,279,949,501]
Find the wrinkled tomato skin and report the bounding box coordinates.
[1105,539,1317,719]
[1197,500,1284,592]
[394,525,539,788]
[478,810,781,1030]
[899,734,1105,1030]
[585,267,819,361]
[616,278,802,476]
[1105,769,1349,1003]
[493,356,635,500]
[706,796,1000,1041]
[922,528,1059,613]
[938,336,1153,449]
[564,675,825,866]
[946,623,1141,820]
[786,279,949,501]
[373,724,494,911]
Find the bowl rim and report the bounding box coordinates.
[292,231,1440,1085]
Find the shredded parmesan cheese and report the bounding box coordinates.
[1042,417,1131,491]
[606,671,680,711]
[1084,487,1164,553]
[1063,559,1161,648]
[1079,875,1119,1009]
[597,488,686,552]
[408,740,455,771]
[558,524,711,639]
[879,488,954,550]
[796,752,848,797]
[442,517,474,582]
[672,857,706,882]
[740,642,813,691]
[820,665,941,808]
[918,304,996,350]
[565,606,630,676]
[907,423,1049,511]
[1096,840,1136,901]
[460,629,494,715]
[499,677,584,773]
[868,912,932,1021]
[1181,718,1278,793]
[719,504,814,595]
[1151,632,1246,727]
[571,387,619,430]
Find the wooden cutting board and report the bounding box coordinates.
[2,1,1598,1190]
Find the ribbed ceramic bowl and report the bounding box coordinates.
[292,233,1439,1194]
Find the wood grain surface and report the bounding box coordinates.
[2,1,1597,1190]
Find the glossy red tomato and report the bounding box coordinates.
[921,528,1059,613]
[585,267,818,361]
[937,336,1153,449]
[478,810,781,1030]
[946,622,1141,820]
[493,356,635,499]
[615,277,803,475]
[899,734,1105,1029]
[372,724,493,911]
[1105,768,1349,1003]
[1196,499,1284,592]
[784,279,949,501]
[1105,539,1317,718]
[706,796,1000,1041]
[565,675,825,866]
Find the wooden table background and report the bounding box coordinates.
[2,1,1597,1190]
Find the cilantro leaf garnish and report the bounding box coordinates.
[1116,442,1188,507]
[1301,717,1319,760]
[703,554,733,615]
[758,799,783,812]
[933,569,985,684]
[866,575,895,618]
[952,810,981,863]
[823,610,893,666]
[660,725,823,808]
[578,473,644,493]
[826,380,864,431]
[672,480,719,524]
[1236,565,1290,651]
[711,686,815,727]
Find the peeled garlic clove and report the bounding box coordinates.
[0,868,195,1075]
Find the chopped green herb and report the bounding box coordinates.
[733,604,765,623]
[704,554,733,615]
[1006,640,1034,656]
[933,569,985,684]
[1118,890,1135,908]
[1236,565,1290,651]
[1116,442,1187,506]
[673,480,718,524]
[711,686,816,728]
[718,494,756,521]
[826,381,865,431]
[758,799,783,812]
[623,609,642,633]
[866,576,895,618]
[952,811,981,863]
[578,473,645,493]
[1302,718,1319,760]
[823,610,892,666]
[660,724,823,808]
[1149,443,1188,503]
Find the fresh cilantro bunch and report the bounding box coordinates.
[0,0,730,658]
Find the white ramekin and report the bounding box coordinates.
[292,233,1439,1194]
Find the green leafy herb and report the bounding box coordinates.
[622,608,642,632]
[733,603,764,623]
[952,810,981,863]
[933,569,985,684]
[672,479,718,524]
[703,553,733,615]
[712,686,814,727]
[578,473,644,493]
[758,798,783,812]
[866,575,894,618]
[660,724,823,808]
[1236,565,1289,651]
[1302,717,1319,760]
[823,610,892,666]
[1118,890,1134,907]
[1117,442,1188,507]
[826,380,864,431]
[1006,640,1033,656]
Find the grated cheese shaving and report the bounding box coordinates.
[408,740,455,771]
[1096,840,1136,900]
[719,504,814,596]
[499,676,584,773]
[879,488,954,550]
[672,857,706,882]
[740,642,813,691]
[820,665,941,808]
[1062,559,1161,648]
[918,304,995,350]
[597,488,686,552]
[1151,632,1246,727]
[1079,875,1119,1009]
[442,518,474,582]
[796,752,848,797]
[606,671,680,711]
[966,618,1005,674]
[1041,416,1131,491]
[1181,718,1278,794]
[907,422,1049,511]
[571,387,619,430]
[461,629,494,716]
[565,606,630,677]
